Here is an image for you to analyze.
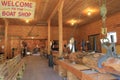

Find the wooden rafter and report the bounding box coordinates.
[47,0,64,21]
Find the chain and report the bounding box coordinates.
[99,0,107,35]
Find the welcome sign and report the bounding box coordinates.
[0,0,36,19]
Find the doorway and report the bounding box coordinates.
[88,34,101,52]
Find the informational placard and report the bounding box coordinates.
[107,32,117,43]
[0,0,36,19]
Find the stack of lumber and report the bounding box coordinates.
[103,57,120,76]
[69,52,88,64]
[81,70,116,80]
[82,53,105,73]
[82,53,120,76]
[57,59,118,80]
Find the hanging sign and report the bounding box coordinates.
[0,0,36,19]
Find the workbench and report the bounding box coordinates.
[56,59,118,80]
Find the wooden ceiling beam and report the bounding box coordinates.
[47,0,64,21]
[58,0,64,12]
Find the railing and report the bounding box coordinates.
[0,54,5,64]
[0,54,25,80]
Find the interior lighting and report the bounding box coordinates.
[31,37,34,39]
[67,19,82,26]
[83,7,99,16]
[67,19,77,26]
[87,10,92,16]
[71,22,75,26]
[26,20,29,23]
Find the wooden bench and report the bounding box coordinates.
[0,54,25,80]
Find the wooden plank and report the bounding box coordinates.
[0,55,25,80]
[5,59,25,80]
[72,64,90,70]
[57,60,90,79]
[103,57,120,76]
[57,59,118,80]
[81,70,117,80]
[67,71,79,80]
[58,65,67,77]
[82,54,120,76]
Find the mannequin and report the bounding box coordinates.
[67,37,75,53]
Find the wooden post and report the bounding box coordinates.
[18,38,21,55]
[48,20,51,54]
[47,0,64,56]
[4,19,8,59]
[58,0,64,57]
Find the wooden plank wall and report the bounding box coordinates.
[78,12,120,53]
[2,25,79,58]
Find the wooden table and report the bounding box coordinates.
[56,59,118,80]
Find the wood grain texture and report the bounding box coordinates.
[82,53,120,76]
[57,58,118,80]
[0,0,120,26]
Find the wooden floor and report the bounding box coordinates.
[21,55,62,80]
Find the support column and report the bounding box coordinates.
[58,0,64,57]
[48,20,51,54]
[18,38,21,55]
[4,19,8,59]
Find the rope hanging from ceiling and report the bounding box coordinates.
[68,0,108,42]
[97,0,118,69]
[98,0,107,35]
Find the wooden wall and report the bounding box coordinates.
[0,25,79,57]
[1,12,120,57]
[8,25,79,41]
[50,26,79,41]
[8,25,48,39]
[77,12,120,53]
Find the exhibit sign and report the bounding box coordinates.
[0,0,36,19]
[107,32,117,43]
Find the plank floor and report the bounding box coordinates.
[21,55,62,80]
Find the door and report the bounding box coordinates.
[88,34,101,52]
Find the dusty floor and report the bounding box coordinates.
[21,55,62,80]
